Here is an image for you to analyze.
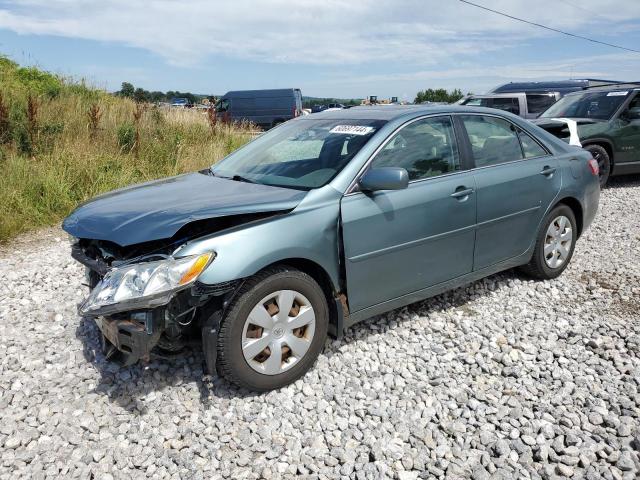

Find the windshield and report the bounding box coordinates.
[540,90,629,120]
[211,118,385,190]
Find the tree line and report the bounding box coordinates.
[116,81,470,106]
[414,88,469,104]
[116,82,211,104]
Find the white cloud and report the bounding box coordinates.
[0,0,639,66]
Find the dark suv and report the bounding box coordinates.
[534,85,640,186]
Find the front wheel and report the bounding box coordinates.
[520,205,577,280]
[216,266,328,391]
[584,144,610,188]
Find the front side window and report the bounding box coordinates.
[212,119,385,190]
[490,97,520,115]
[370,116,460,181]
[216,99,230,112]
[526,94,557,115]
[462,97,520,115]
[461,115,524,167]
[626,95,640,118]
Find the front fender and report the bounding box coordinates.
[174,187,343,291]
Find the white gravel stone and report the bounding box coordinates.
[1,179,640,479]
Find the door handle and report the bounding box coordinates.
[540,166,557,176]
[450,187,474,199]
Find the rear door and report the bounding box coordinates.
[340,115,477,312]
[458,114,561,270]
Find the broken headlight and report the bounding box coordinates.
[80,253,214,314]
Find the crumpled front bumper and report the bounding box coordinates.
[95,311,164,366]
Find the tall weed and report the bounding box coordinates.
[0,56,254,242]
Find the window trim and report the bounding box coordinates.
[345,114,464,195]
[455,112,552,171]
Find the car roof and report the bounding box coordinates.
[564,84,640,95]
[303,104,502,121]
[491,79,621,93]
[465,93,527,98]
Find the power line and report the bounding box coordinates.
[556,0,604,19]
[459,0,640,55]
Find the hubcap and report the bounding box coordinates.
[241,290,316,375]
[544,215,573,269]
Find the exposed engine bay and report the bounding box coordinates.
[70,212,284,371]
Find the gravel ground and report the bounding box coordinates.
[1,177,640,480]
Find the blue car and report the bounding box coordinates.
[63,105,600,391]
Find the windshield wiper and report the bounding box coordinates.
[230,174,256,184]
[212,171,256,184]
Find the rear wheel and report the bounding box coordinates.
[584,144,610,188]
[520,204,577,280]
[216,266,328,391]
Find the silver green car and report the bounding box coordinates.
[63,105,600,391]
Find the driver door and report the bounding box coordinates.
[616,94,640,165]
[340,116,477,313]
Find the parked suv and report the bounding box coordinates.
[460,80,624,120]
[63,105,599,391]
[534,84,640,186]
[458,92,560,119]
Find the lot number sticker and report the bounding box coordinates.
[330,125,375,135]
[607,91,628,96]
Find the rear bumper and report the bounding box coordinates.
[582,176,600,233]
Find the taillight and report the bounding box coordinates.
[293,107,299,118]
[587,158,599,176]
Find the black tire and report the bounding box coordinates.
[216,266,328,391]
[584,144,610,188]
[520,204,577,280]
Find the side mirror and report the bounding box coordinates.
[359,167,409,192]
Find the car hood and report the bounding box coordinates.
[533,117,605,129]
[62,171,307,246]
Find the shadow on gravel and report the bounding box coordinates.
[605,173,640,189]
[74,318,261,413]
[334,270,517,347]
[74,269,522,409]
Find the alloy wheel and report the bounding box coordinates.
[241,289,316,375]
[591,149,609,184]
[544,215,573,269]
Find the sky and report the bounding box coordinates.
[0,0,639,101]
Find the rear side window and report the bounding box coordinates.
[460,115,524,167]
[371,116,460,181]
[526,94,557,115]
[518,130,548,158]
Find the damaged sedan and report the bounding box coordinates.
[64,105,600,391]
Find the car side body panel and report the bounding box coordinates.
[175,186,344,292]
[71,106,600,339]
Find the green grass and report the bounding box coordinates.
[0,56,253,242]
